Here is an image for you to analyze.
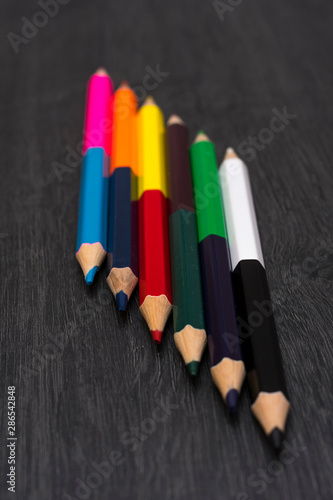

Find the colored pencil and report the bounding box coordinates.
[166,115,206,376]
[76,68,114,285]
[106,82,138,310]
[219,148,290,449]
[138,97,172,344]
[190,132,245,414]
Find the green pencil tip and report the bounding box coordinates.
[187,361,200,376]
[198,130,206,135]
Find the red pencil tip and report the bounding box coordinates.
[151,330,162,345]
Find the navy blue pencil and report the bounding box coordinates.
[106,83,138,311]
[190,132,245,414]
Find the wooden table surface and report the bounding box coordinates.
[1,1,332,499]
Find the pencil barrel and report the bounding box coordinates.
[82,73,113,156]
[219,157,264,270]
[107,167,138,277]
[232,259,288,398]
[169,210,205,333]
[167,123,195,214]
[199,234,242,365]
[138,189,172,304]
[76,148,109,252]
[190,141,226,242]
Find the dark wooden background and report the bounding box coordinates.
[1,1,333,499]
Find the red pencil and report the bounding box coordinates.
[138,97,172,344]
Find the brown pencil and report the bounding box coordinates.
[167,115,207,375]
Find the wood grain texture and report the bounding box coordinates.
[0,0,333,499]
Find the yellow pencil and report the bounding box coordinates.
[137,97,172,344]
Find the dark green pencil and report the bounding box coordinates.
[167,115,206,376]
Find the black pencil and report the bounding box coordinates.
[219,148,290,449]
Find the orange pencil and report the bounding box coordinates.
[106,82,138,311]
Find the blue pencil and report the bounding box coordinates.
[106,82,138,310]
[76,68,114,285]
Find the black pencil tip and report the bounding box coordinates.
[269,427,284,451]
[226,389,239,415]
[116,291,128,311]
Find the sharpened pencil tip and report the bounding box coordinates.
[94,67,109,76]
[167,114,185,126]
[85,266,98,286]
[151,330,162,345]
[223,147,239,161]
[269,428,284,451]
[187,361,200,376]
[119,80,130,89]
[116,291,128,311]
[193,131,211,144]
[144,96,156,106]
[226,389,239,415]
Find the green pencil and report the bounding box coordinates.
[167,116,206,376]
[190,132,245,413]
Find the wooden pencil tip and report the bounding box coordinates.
[193,131,211,144]
[118,80,130,89]
[94,67,109,76]
[167,114,185,126]
[144,96,156,105]
[223,147,239,161]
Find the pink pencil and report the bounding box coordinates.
[82,68,113,156]
[76,68,114,285]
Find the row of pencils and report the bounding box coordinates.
[76,68,290,450]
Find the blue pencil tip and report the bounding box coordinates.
[226,389,239,415]
[85,266,98,286]
[116,291,128,311]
